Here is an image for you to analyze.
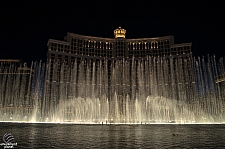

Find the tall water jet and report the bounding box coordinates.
[0,55,225,124]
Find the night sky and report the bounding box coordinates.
[1,1,225,64]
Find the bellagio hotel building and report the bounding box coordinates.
[46,27,192,83]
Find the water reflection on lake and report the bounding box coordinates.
[0,123,225,148]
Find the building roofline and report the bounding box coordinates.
[126,36,174,41]
[170,42,192,48]
[0,59,22,63]
[67,32,114,41]
[47,39,71,46]
[67,32,174,41]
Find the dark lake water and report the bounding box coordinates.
[0,123,225,148]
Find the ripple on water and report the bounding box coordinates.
[0,123,225,148]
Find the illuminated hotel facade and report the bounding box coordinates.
[47,27,192,63]
[46,27,193,80]
[45,27,194,102]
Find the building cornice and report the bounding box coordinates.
[67,32,114,41]
[67,32,174,42]
[126,36,174,42]
[170,42,192,48]
[0,59,21,63]
[47,39,71,46]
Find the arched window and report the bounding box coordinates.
[151,41,158,49]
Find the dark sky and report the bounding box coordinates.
[1,1,225,64]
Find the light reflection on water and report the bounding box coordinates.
[0,123,225,148]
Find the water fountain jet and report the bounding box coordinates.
[0,56,225,124]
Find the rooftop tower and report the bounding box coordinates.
[114,27,126,38]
